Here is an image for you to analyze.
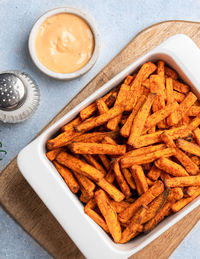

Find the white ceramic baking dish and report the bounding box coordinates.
[17,34,200,259]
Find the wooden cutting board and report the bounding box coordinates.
[1,20,200,259]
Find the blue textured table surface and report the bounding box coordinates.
[1,0,200,258]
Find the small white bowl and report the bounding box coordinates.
[28,7,100,80]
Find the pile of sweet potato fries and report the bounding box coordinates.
[46,61,200,243]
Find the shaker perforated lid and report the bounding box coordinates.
[0,70,40,123]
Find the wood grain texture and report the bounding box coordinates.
[1,21,200,259]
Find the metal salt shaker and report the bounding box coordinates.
[0,70,40,123]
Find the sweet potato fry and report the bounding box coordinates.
[167,92,197,126]
[188,113,200,130]
[113,161,131,198]
[53,161,79,194]
[143,102,178,133]
[126,62,157,111]
[68,142,126,155]
[73,131,119,143]
[84,199,109,232]
[95,189,122,243]
[144,201,172,232]
[150,75,165,99]
[141,188,170,224]
[177,138,200,157]
[105,93,117,107]
[131,165,148,195]
[79,185,94,203]
[120,206,147,243]
[128,93,156,146]
[155,157,189,177]
[172,188,200,212]
[122,168,136,190]
[147,164,161,181]
[97,178,125,202]
[80,91,117,120]
[80,103,96,121]
[47,129,82,150]
[160,131,176,148]
[130,62,157,85]
[80,194,90,203]
[165,67,178,80]
[75,104,125,132]
[121,148,176,168]
[61,117,81,132]
[165,175,200,188]
[98,154,110,171]
[73,171,95,193]
[46,147,65,161]
[122,144,166,158]
[176,149,199,175]
[83,154,106,175]
[105,168,115,184]
[96,98,109,114]
[161,132,199,175]
[120,95,146,138]
[134,126,191,148]
[107,84,130,130]
[186,186,200,197]
[173,79,189,94]
[118,181,164,223]
[150,74,166,128]
[166,77,174,105]
[193,127,200,145]
[157,60,165,77]
[56,152,104,182]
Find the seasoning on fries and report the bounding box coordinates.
[68,142,126,155]
[165,175,200,188]
[46,60,200,244]
[155,157,189,177]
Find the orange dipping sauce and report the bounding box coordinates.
[35,13,94,73]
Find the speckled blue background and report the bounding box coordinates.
[0,0,200,258]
